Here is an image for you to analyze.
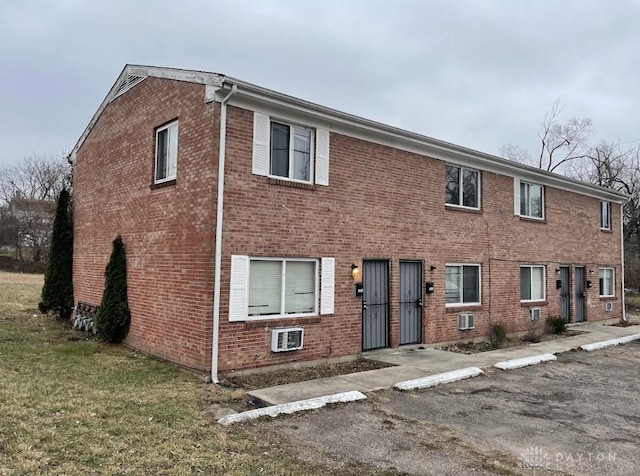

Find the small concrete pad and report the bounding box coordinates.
[394,367,483,391]
[580,334,640,352]
[494,353,556,370]
[217,391,366,425]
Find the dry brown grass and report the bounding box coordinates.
[0,271,334,475]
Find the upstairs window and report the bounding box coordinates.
[270,122,313,182]
[445,264,481,306]
[445,165,479,209]
[600,201,611,230]
[520,265,545,302]
[155,121,178,183]
[599,268,614,297]
[252,112,329,186]
[520,182,544,219]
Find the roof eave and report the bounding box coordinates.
[222,76,629,204]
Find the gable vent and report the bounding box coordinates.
[113,74,147,99]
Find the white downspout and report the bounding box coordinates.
[620,202,627,322]
[211,84,237,383]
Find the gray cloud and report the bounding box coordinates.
[1,0,639,167]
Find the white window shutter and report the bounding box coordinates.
[168,123,178,178]
[513,177,521,216]
[320,257,335,315]
[229,255,249,321]
[315,129,330,186]
[252,112,270,176]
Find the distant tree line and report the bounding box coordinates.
[0,154,71,267]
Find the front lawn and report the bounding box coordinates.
[0,272,328,475]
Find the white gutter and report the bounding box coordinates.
[211,84,238,383]
[621,203,627,322]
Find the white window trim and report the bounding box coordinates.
[154,120,178,184]
[599,267,615,297]
[445,263,482,307]
[600,201,611,230]
[445,164,481,210]
[520,181,545,220]
[520,265,546,303]
[269,120,315,185]
[247,257,319,320]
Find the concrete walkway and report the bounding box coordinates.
[248,319,640,405]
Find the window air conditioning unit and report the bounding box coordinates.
[271,327,304,352]
[605,301,613,312]
[458,312,475,330]
[529,307,541,321]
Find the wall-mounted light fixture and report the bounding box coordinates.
[430,265,437,272]
[555,268,560,273]
[351,264,361,282]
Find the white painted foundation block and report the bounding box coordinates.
[580,334,640,352]
[494,353,556,370]
[394,367,483,391]
[217,390,366,425]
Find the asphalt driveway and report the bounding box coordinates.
[260,341,640,475]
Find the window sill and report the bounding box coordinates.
[600,228,613,234]
[150,179,176,190]
[244,315,322,329]
[599,296,616,301]
[520,300,548,307]
[445,204,482,214]
[446,305,482,313]
[519,216,546,224]
[268,177,315,190]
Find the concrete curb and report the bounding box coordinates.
[394,367,483,391]
[494,353,556,370]
[580,334,640,352]
[217,390,367,425]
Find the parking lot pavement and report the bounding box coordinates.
[262,342,640,475]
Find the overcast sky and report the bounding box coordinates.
[1,0,639,168]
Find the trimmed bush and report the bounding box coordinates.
[95,235,130,343]
[545,316,567,334]
[39,189,73,320]
[489,323,507,348]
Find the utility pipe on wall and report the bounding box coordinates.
[211,84,237,383]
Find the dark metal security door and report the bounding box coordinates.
[399,261,423,345]
[575,266,586,322]
[559,266,571,323]
[362,260,389,351]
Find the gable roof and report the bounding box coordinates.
[72,64,628,204]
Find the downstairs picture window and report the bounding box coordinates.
[248,259,317,317]
[445,264,481,306]
[520,265,545,302]
[599,268,614,297]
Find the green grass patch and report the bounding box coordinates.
[0,271,337,475]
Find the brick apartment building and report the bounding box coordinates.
[71,65,627,380]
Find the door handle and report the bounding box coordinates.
[363,300,367,310]
[417,298,423,307]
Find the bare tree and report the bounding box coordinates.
[0,154,70,264]
[0,154,71,205]
[502,100,594,173]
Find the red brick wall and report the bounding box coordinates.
[74,78,622,374]
[217,105,622,371]
[73,78,218,373]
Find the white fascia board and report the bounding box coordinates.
[222,78,628,204]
